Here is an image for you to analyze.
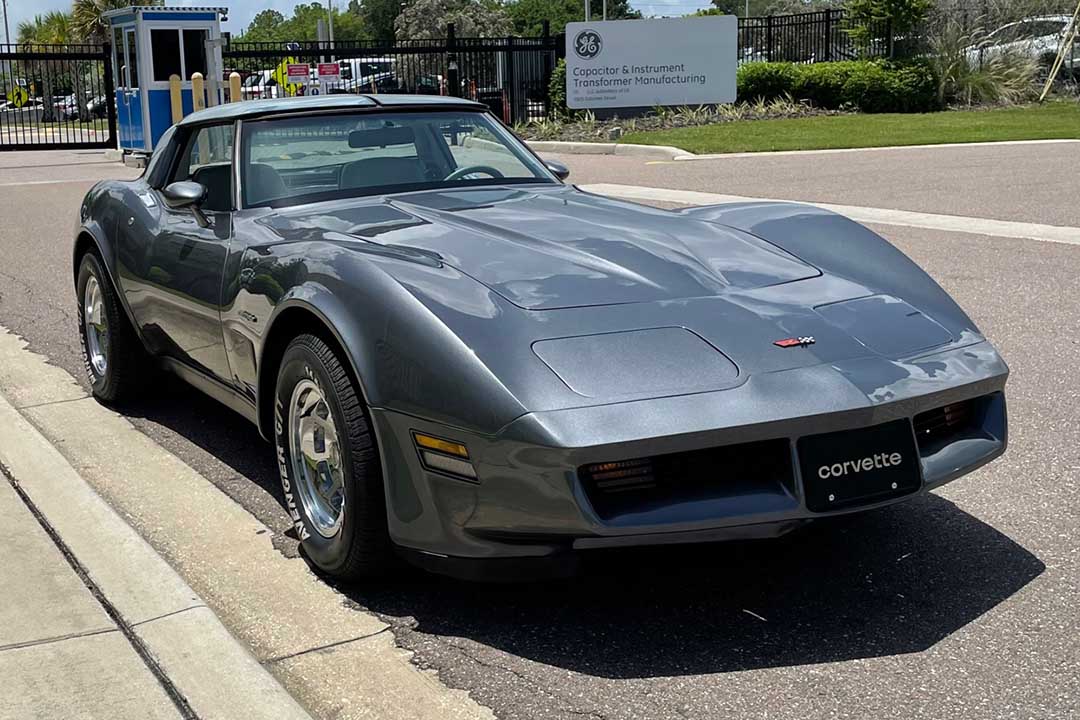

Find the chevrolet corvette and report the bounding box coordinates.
[74,95,1008,580]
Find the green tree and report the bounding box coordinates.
[16,11,73,121]
[844,0,931,48]
[395,0,511,39]
[71,0,161,43]
[238,3,369,42]
[354,0,402,43]
[691,7,725,15]
[506,0,640,36]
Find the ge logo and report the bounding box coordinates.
[574,30,602,59]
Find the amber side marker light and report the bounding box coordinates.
[413,432,477,479]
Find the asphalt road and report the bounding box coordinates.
[556,141,1080,227]
[0,145,1076,720]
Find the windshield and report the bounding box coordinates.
[241,110,554,208]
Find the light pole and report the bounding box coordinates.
[327,0,335,45]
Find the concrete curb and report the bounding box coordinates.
[0,325,496,720]
[0,390,315,720]
[527,140,693,160]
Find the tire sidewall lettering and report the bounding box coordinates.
[274,362,332,544]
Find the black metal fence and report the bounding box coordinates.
[739,10,899,64]
[0,43,117,151]
[223,11,915,124]
[0,9,921,148]
[223,25,559,123]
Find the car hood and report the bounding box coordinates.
[259,184,820,310]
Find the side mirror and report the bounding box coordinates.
[162,181,211,227]
[544,159,570,181]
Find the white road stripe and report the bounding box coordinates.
[581,183,1080,246]
[673,138,1080,161]
[0,178,127,187]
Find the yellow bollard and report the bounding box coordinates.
[169,74,183,123]
[191,72,206,113]
[229,72,242,103]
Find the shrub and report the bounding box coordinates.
[792,62,853,108]
[738,59,940,112]
[736,62,800,103]
[549,58,569,118]
[928,19,1038,105]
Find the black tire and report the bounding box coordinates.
[76,251,151,403]
[274,334,391,580]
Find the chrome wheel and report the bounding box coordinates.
[288,379,346,538]
[83,275,108,377]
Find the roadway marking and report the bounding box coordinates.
[580,183,1080,246]
[0,178,130,188]
[659,138,1080,161]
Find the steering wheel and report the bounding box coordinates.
[445,165,504,181]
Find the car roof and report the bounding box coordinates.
[177,94,485,126]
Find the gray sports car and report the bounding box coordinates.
[74,95,1009,581]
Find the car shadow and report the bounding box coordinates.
[116,377,1043,678]
[344,494,1043,678]
[117,373,285,513]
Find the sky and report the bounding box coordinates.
[3,0,712,43]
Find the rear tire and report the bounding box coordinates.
[274,334,391,580]
[76,251,151,404]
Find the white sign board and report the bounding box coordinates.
[286,63,311,84]
[565,17,737,109]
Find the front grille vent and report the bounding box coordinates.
[579,438,795,520]
[913,400,975,449]
[585,458,657,493]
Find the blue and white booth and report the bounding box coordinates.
[103,6,227,152]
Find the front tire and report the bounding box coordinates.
[274,334,391,580]
[76,251,150,403]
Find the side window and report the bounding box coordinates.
[170,125,235,212]
[183,30,209,77]
[151,29,182,82]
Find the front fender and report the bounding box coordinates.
[235,240,529,440]
[682,201,980,339]
[73,181,146,339]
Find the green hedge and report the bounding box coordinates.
[545,58,939,120]
[549,59,568,118]
[738,60,941,113]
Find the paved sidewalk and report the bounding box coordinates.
[0,477,183,719]
[0,378,316,720]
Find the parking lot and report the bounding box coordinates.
[0,141,1077,719]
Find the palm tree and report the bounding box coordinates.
[16,12,72,122]
[72,0,162,44]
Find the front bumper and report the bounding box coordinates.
[371,340,1008,578]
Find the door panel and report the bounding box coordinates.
[115,28,143,150]
[121,124,235,382]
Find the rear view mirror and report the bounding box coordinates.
[162,181,211,227]
[545,160,570,181]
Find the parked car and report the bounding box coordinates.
[240,69,284,99]
[970,15,1079,69]
[87,94,109,119]
[336,57,400,94]
[73,94,1009,582]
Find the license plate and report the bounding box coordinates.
[798,419,921,512]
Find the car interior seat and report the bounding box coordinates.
[340,156,427,190]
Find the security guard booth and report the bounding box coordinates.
[103,6,227,152]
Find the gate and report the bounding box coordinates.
[0,43,117,151]
[222,25,560,124]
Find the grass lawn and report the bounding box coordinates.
[621,102,1080,154]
